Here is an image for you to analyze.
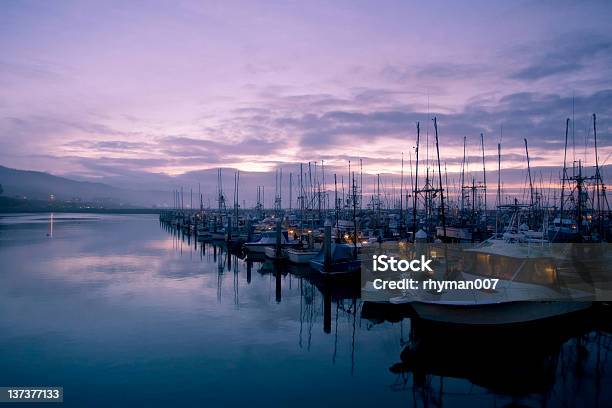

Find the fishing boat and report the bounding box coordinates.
[548,217,581,242]
[196,231,212,241]
[389,239,593,325]
[209,229,226,241]
[309,243,361,274]
[243,230,299,253]
[264,246,287,260]
[286,247,320,264]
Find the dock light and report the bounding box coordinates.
[344,234,349,239]
[544,266,556,279]
[362,240,368,244]
[307,230,312,234]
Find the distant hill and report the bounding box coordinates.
[0,165,168,207]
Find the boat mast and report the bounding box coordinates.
[377,173,381,230]
[321,160,325,212]
[524,139,535,208]
[560,118,569,223]
[593,113,602,236]
[412,122,420,240]
[434,117,446,239]
[409,151,413,225]
[496,140,501,236]
[334,174,339,242]
[400,152,404,234]
[235,171,239,227]
[300,163,304,239]
[461,136,466,214]
[352,172,357,258]
[360,158,363,211]
[481,133,487,213]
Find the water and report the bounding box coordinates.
[0,213,610,407]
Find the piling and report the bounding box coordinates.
[226,215,232,242]
[324,219,332,270]
[275,218,282,259]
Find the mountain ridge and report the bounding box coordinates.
[0,165,168,207]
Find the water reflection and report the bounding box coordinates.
[390,313,612,406]
[0,214,609,407]
[161,218,612,407]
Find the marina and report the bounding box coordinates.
[0,213,610,406]
[1,2,611,405]
[157,115,611,289]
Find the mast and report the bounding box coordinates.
[377,173,381,229]
[300,163,304,239]
[360,159,363,211]
[334,174,339,242]
[280,168,282,212]
[593,113,602,236]
[444,161,448,214]
[560,118,569,223]
[322,161,326,211]
[461,136,466,213]
[524,139,535,208]
[412,122,420,240]
[235,171,240,225]
[577,160,583,235]
[481,133,487,213]
[496,142,501,236]
[434,117,446,239]
[409,151,413,220]
[400,152,404,233]
[352,172,357,258]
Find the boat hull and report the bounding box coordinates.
[209,232,226,240]
[409,301,591,325]
[244,242,299,253]
[264,246,287,259]
[309,259,361,275]
[286,248,318,264]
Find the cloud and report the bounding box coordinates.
[510,33,612,81]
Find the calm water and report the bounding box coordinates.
[0,213,610,407]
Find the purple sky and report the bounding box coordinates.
[1,0,611,204]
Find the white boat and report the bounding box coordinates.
[243,231,299,253]
[388,239,593,325]
[402,300,590,325]
[436,226,472,241]
[309,243,361,274]
[264,246,287,260]
[286,247,319,264]
[209,230,226,240]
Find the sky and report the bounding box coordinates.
[0,0,611,205]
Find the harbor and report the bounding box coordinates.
[157,115,611,314]
[1,1,611,405]
[0,213,611,407]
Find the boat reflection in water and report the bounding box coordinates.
[169,227,612,407]
[388,309,611,406]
